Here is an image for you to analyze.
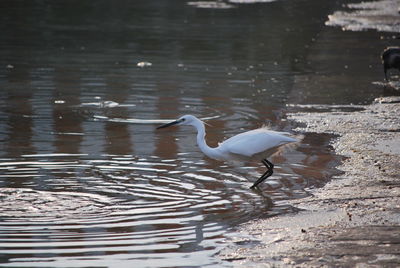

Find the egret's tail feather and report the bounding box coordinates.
[274,133,304,157]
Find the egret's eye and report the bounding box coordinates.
[181,118,185,121]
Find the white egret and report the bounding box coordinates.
[157,115,298,188]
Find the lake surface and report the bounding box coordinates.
[0,0,393,267]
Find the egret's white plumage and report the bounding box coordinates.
[219,128,296,158]
[157,115,298,188]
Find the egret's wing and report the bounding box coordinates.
[219,129,297,157]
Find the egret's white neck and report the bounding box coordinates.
[191,118,221,160]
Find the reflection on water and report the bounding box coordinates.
[0,0,385,266]
[326,0,400,32]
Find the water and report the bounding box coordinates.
[0,0,392,267]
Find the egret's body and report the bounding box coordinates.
[157,115,298,188]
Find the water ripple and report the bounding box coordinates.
[0,153,304,265]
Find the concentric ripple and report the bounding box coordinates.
[0,152,311,267]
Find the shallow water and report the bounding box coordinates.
[0,0,393,267]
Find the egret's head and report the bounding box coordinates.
[156,115,198,129]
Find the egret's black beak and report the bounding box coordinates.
[156,119,182,129]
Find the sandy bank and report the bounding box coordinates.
[219,97,400,267]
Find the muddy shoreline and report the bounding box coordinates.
[219,97,400,267]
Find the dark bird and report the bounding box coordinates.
[382,47,400,81]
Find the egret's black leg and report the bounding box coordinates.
[250,170,271,189]
[250,159,274,189]
[262,159,274,170]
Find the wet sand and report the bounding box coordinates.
[219,97,400,266]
